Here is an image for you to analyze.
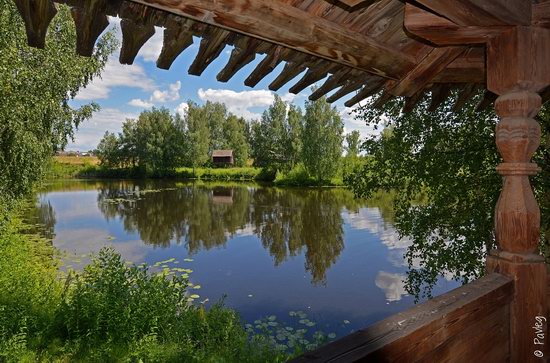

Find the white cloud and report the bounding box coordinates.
[375,271,408,302]
[76,59,156,100]
[175,102,189,116]
[66,108,137,151]
[340,105,384,140]
[151,81,181,102]
[128,99,154,108]
[197,88,296,120]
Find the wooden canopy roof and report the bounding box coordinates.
[15,0,550,112]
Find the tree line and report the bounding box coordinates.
[96,95,361,183]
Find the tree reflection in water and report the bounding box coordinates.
[96,181,363,284]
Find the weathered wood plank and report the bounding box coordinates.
[309,69,352,101]
[157,15,196,70]
[188,27,232,76]
[290,273,513,363]
[415,0,531,27]
[403,90,425,113]
[14,0,57,48]
[269,53,310,91]
[404,3,509,46]
[344,77,385,107]
[533,1,550,28]
[217,37,264,82]
[428,84,451,111]
[453,83,479,112]
[326,79,365,103]
[71,0,110,57]
[388,46,464,97]
[119,3,158,65]
[475,91,497,111]
[128,0,417,79]
[289,60,338,94]
[244,46,288,88]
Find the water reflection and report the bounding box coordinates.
[28,180,462,334]
[95,181,364,284]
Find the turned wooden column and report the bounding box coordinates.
[486,26,550,363]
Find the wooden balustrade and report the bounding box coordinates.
[290,273,513,362]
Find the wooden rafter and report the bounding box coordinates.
[71,0,110,57]
[415,0,531,27]
[157,16,196,70]
[188,27,232,76]
[14,0,57,48]
[129,0,416,79]
[388,47,464,97]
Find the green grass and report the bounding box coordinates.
[273,164,344,187]
[174,167,262,181]
[0,212,331,362]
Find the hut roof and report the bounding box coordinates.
[212,150,233,158]
[15,0,550,111]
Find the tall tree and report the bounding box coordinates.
[96,132,120,167]
[345,130,361,158]
[204,101,228,153]
[185,102,211,174]
[302,97,344,184]
[134,108,184,174]
[0,1,116,209]
[224,115,249,166]
[287,105,304,168]
[252,95,290,170]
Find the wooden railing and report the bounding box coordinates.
[290,273,513,362]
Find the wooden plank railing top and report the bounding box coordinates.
[290,273,513,363]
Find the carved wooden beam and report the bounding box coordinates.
[344,77,385,107]
[453,83,479,112]
[217,37,266,83]
[326,79,365,103]
[157,15,196,70]
[71,0,110,57]
[428,83,451,111]
[309,69,352,101]
[128,0,416,79]
[119,3,157,65]
[533,2,550,28]
[188,27,232,76]
[403,90,425,113]
[414,0,531,27]
[244,46,288,88]
[14,0,57,48]
[289,60,338,95]
[404,3,509,46]
[388,46,464,97]
[269,53,310,91]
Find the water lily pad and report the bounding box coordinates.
[190,294,200,299]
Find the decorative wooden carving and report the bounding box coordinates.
[269,54,310,91]
[157,16,195,70]
[217,37,264,82]
[308,69,352,101]
[486,26,550,363]
[14,0,57,48]
[188,27,231,76]
[71,0,109,57]
[344,77,385,107]
[244,46,287,88]
[326,79,364,103]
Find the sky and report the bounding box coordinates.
[68,18,382,151]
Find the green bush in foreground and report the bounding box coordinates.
[0,216,331,362]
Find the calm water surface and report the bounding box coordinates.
[30,179,459,337]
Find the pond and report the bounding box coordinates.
[28,179,459,338]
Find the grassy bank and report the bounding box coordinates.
[47,156,355,187]
[0,210,331,362]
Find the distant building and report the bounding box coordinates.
[212,150,234,166]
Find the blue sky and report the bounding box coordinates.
[68,18,381,151]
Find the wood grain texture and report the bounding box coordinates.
[415,0,531,27]
[14,0,57,48]
[128,0,416,79]
[290,273,513,363]
[71,0,109,57]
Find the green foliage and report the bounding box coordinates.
[0,1,116,210]
[274,163,344,187]
[185,101,212,171]
[345,130,361,158]
[0,216,305,362]
[97,108,186,175]
[251,95,304,171]
[175,167,261,181]
[302,96,344,184]
[344,90,550,299]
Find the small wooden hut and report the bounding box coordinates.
[212,150,234,166]
[15,0,550,361]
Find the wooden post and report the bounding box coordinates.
[486,26,550,363]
